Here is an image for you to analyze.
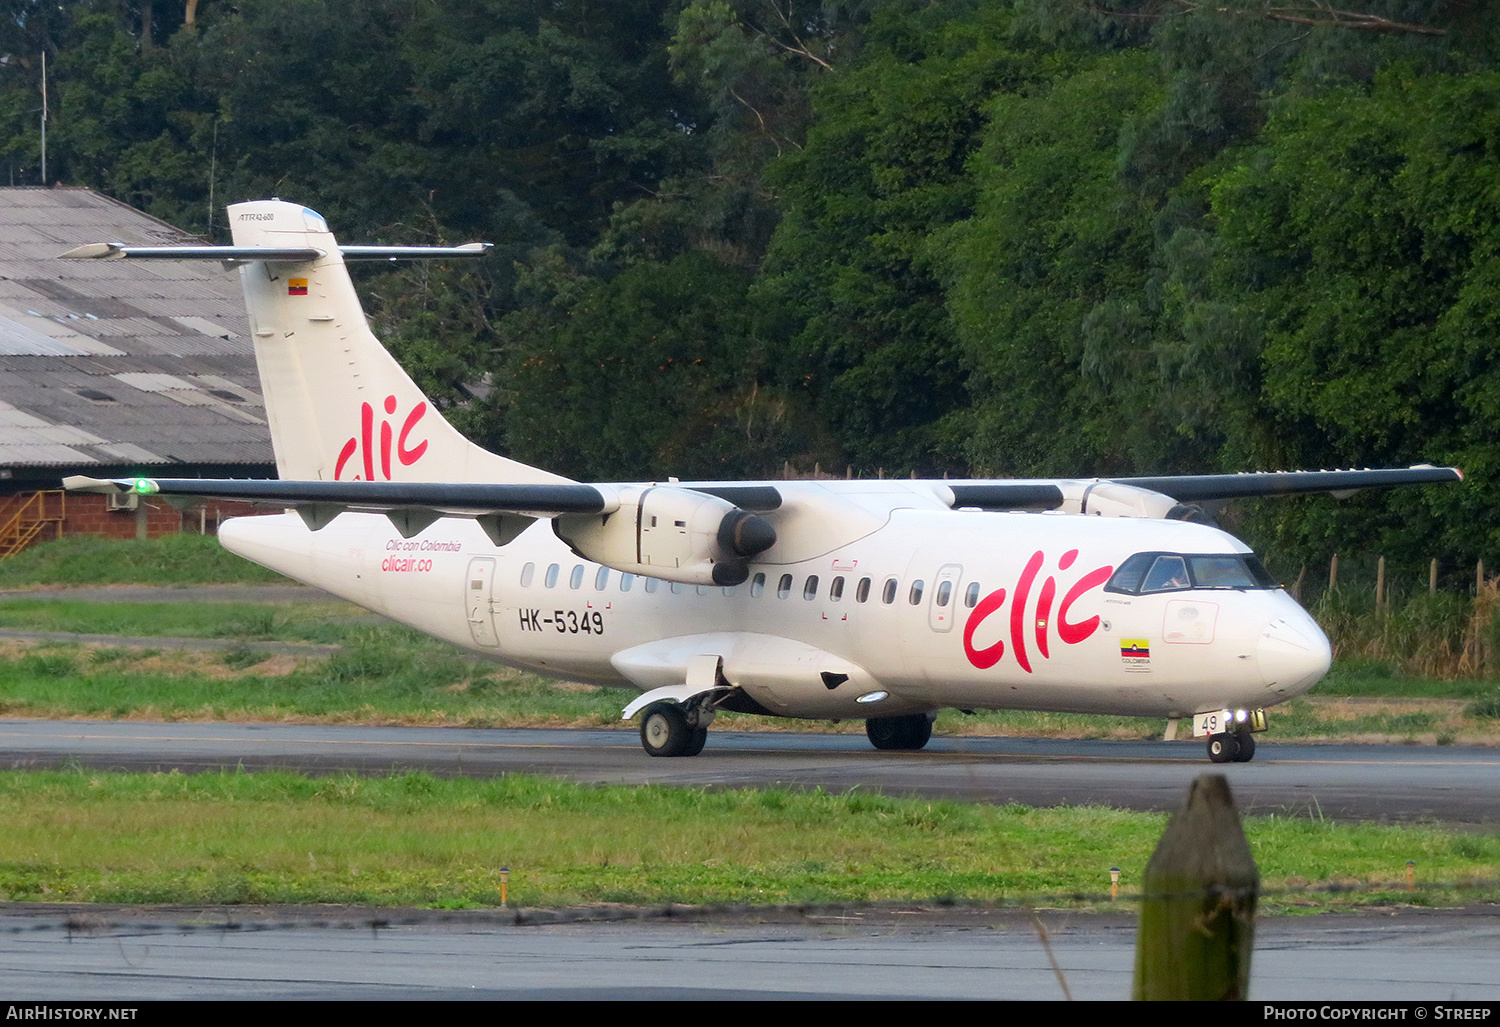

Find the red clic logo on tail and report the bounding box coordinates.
[334,396,428,480]
[962,549,1112,673]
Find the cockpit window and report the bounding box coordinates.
[1141,556,1190,593]
[1191,556,1257,589]
[1105,552,1280,595]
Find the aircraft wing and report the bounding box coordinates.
[940,466,1461,518]
[62,475,609,515]
[63,464,1461,520]
[1111,465,1463,502]
[63,464,1461,585]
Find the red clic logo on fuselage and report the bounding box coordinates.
[962,549,1113,673]
[334,396,428,480]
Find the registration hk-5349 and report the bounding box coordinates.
[517,608,605,635]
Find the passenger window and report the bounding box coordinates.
[670,581,684,594]
[856,577,872,603]
[750,572,766,598]
[569,565,584,589]
[882,578,898,604]
[778,574,793,599]
[964,581,980,608]
[909,580,925,605]
[722,586,737,597]
[620,573,635,592]
[829,576,845,601]
[544,563,559,588]
[594,567,610,590]
[644,577,659,594]
[696,585,710,596]
[520,562,535,587]
[803,575,819,600]
[935,580,952,607]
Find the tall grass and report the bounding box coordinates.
[1311,577,1500,683]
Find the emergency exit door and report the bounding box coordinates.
[466,557,500,647]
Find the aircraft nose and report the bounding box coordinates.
[1258,612,1332,695]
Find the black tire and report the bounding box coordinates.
[682,726,709,757]
[640,702,690,758]
[1232,732,1256,763]
[1207,732,1239,764]
[865,714,932,751]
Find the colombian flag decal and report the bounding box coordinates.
[288,278,308,296]
[1120,639,1150,658]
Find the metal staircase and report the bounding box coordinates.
[0,491,65,557]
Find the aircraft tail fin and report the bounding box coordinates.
[66,199,567,485]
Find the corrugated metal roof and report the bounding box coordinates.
[0,188,272,471]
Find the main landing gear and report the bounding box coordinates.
[1207,730,1256,763]
[865,713,933,751]
[639,701,711,758]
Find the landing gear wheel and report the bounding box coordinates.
[1232,731,1256,763]
[682,726,709,757]
[865,713,933,751]
[1207,732,1240,764]
[640,702,691,758]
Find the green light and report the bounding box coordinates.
[132,478,158,495]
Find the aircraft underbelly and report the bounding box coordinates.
[610,632,911,718]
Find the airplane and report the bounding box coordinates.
[60,200,1463,763]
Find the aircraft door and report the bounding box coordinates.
[929,563,964,633]
[465,557,500,648]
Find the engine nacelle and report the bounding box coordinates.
[1059,481,1190,520]
[554,485,776,586]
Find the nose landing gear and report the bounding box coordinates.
[1206,730,1256,763]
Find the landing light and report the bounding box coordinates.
[1235,708,1248,723]
[855,691,888,704]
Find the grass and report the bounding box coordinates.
[0,533,286,586]
[1,628,1499,740]
[0,631,620,726]
[0,599,365,642]
[0,768,1492,910]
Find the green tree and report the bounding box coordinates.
[1206,70,1500,567]
[500,252,834,479]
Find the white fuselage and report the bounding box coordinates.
[220,500,1330,723]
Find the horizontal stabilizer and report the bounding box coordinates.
[60,242,491,262]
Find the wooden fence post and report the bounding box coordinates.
[1133,775,1259,1001]
[1329,553,1339,592]
[1431,559,1438,596]
[1376,555,1386,608]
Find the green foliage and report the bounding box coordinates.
[0,534,285,586]
[758,2,1023,473]
[1206,70,1500,565]
[7,0,1500,561]
[1466,691,1500,718]
[502,252,834,478]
